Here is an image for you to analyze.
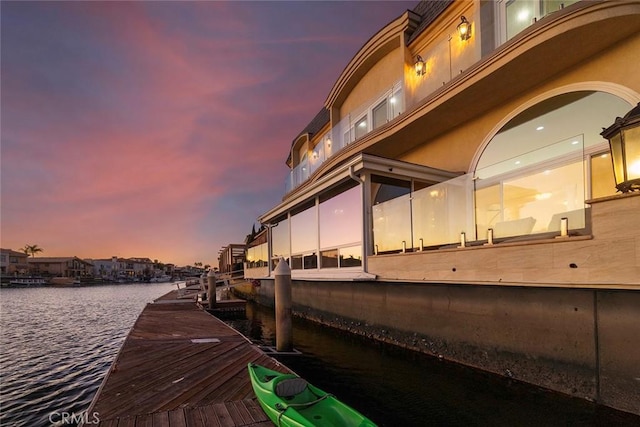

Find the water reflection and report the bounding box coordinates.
[225,302,640,427]
[0,283,176,427]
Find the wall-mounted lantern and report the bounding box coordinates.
[457,16,471,41]
[600,102,640,193]
[415,55,426,76]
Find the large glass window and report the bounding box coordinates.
[290,255,302,270]
[505,0,535,40]
[291,204,316,255]
[503,0,579,41]
[246,243,268,268]
[355,116,368,140]
[340,245,362,267]
[372,176,411,253]
[474,91,631,239]
[412,174,474,247]
[320,249,338,268]
[540,0,579,16]
[390,88,403,119]
[278,182,366,271]
[272,217,290,261]
[319,184,361,249]
[476,161,587,238]
[348,83,404,143]
[372,100,387,130]
[303,253,318,269]
[318,184,362,269]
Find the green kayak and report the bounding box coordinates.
[248,363,377,427]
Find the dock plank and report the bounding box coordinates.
[167,408,187,427]
[89,299,289,427]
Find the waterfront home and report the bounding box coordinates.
[90,256,127,280]
[244,0,640,416]
[245,229,268,271]
[0,248,29,276]
[27,256,93,279]
[89,256,175,282]
[218,243,247,275]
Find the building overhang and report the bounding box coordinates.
[318,1,640,169]
[259,153,460,224]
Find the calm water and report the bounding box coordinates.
[0,283,176,427]
[1,285,638,427]
[224,302,640,427]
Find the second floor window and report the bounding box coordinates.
[345,83,404,145]
[501,0,579,42]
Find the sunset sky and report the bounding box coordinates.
[1,1,417,267]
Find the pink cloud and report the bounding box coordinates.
[1,1,416,265]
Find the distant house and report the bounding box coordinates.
[90,256,125,279]
[244,229,268,278]
[0,249,29,275]
[28,257,93,278]
[218,244,246,274]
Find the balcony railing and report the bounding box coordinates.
[286,87,404,193]
[284,1,580,194]
[372,138,588,253]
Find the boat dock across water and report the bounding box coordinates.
[84,288,291,426]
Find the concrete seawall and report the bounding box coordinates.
[236,280,640,416]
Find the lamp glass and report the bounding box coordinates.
[624,125,640,180]
[601,103,640,192]
[415,59,425,76]
[459,23,468,37]
[609,132,625,187]
[458,17,471,41]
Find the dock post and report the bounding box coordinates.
[274,257,293,352]
[207,269,217,309]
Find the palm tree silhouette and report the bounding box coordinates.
[22,244,44,257]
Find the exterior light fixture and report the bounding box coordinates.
[457,16,471,41]
[415,55,426,76]
[600,102,640,193]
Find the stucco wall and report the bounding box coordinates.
[401,33,640,173]
[339,48,403,121]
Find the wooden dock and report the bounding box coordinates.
[86,293,290,426]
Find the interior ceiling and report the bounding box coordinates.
[478,91,634,172]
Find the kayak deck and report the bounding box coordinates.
[248,363,377,427]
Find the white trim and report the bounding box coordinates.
[260,154,458,223]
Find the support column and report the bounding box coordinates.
[207,269,217,309]
[274,258,292,352]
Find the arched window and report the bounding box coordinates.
[474,91,631,239]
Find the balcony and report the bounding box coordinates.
[284,1,594,194]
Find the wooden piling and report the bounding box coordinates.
[207,269,217,309]
[274,258,293,352]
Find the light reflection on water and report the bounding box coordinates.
[0,283,176,427]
